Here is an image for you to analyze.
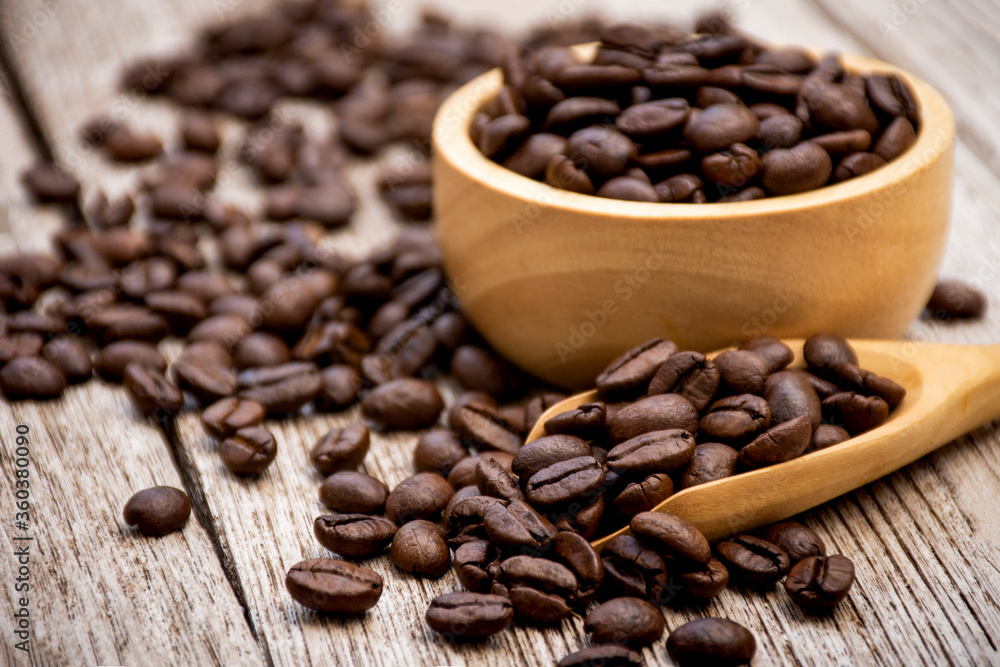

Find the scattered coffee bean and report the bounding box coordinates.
[391,520,451,578]
[201,397,265,439]
[123,363,184,417]
[785,554,855,612]
[763,521,826,563]
[310,424,371,476]
[285,558,382,613]
[122,486,190,536]
[557,645,643,667]
[319,471,389,514]
[0,357,67,400]
[667,618,756,666]
[584,597,665,647]
[361,378,444,430]
[631,511,711,564]
[385,472,454,524]
[716,534,790,588]
[218,426,277,475]
[926,280,987,320]
[314,513,397,559]
[426,592,513,641]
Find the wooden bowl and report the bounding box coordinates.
[432,52,955,389]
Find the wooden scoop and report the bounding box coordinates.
[525,340,1000,549]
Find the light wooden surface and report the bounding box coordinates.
[1,0,999,665]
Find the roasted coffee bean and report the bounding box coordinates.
[810,423,850,450]
[600,534,668,603]
[543,402,606,440]
[188,314,252,347]
[446,494,506,547]
[361,378,444,430]
[585,597,665,647]
[102,125,163,162]
[765,369,822,429]
[238,362,322,414]
[414,429,467,476]
[558,645,643,667]
[7,312,64,335]
[500,555,576,623]
[545,154,595,194]
[552,493,605,539]
[756,114,803,149]
[760,141,832,195]
[612,472,673,518]
[454,540,497,593]
[310,424,371,476]
[385,472,454,524]
[827,362,906,408]
[173,351,238,404]
[144,290,208,332]
[667,618,756,666]
[716,534,790,588]
[92,306,170,344]
[647,351,719,410]
[683,103,760,153]
[94,341,166,382]
[319,471,389,514]
[803,332,858,372]
[42,337,92,383]
[122,486,190,536]
[785,554,855,612]
[314,513,397,558]
[699,394,771,445]
[476,459,525,502]
[232,332,289,369]
[426,592,513,641]
[926,280,987,320]
[219,426,277,475]
[763,521,826,563]
[201,397,265,439]
[0,357,67,400]
[478,114,530,157]
[390,520,451,578]
[483,499,557,552]
[285,558,382,613]
[0,334,43,366]
[554,530,603,603]
[448,451,515,489]
[713,349,769,395]
[22,163,80,202]
[525,456,605,508]
[873,116,916,162]
[316,365,361,412]
[631,511,711,565]
[450,345,506,396]
[810,128,872,155]
[596,338,677,399]
[740,415,812,467]
[680,442,739,489]
[866,74,919,123]
[502,133,569,179]
[123,363,184,417]
[833,151,886,182]
[677,558,730,601]
[525,392,567,433]
[616,99,690,138]
[701,143,761,188]
[607,429,696,475]
[597,176,659,202]
[566,126,637,179]
[179,110,220,153]
[609,394,699,443]
[821,392,889,435]
[738,336,793,373]
[452,402,523,454]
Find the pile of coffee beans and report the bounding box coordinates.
[475,21,924,202]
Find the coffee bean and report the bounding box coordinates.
[810,423,850,450]
[677,558,730,601]
[319,471,388,514]
[557,645,643,667]
[612,472,673,518]
[310,424,371,476]
[609,394,699,443]
[316,365,361,412]
[553,530,604,603]
[42,337,92,383]
[285,558,383,613]
[201,397,265,439]
[123,363,184,417]
[713,349,769,395]
[390,519,451,578]
[684,104,760,153]
[478,114,530,158]
[552,495,605,540]
[716,534,790,588]
[385,472,454,524]
[738,336,793,374]
[599,534,668,603]
[525,456,605,508]
[616,99,690,138]
[448,452,515,489]
[446,494,506,547]
[607,429,696,476]
[545,154,595,194]
[103,125,163,162]
[500,555,576,623]
[426,592,513,641]
[865,74,919,124]
[94,341,166,382]
[679,443,738,489]
[180,110,221,153]
[450,345,506,396]
[631,511,711,565]
[22,163,80,203]
[0,357,67,400]
[873,116,916,162]
[314,513,397,559]
[218,426,277,475]
[585,597,665,647]
[503,133,568,179]
[699,394,771,445]
[763,521,826,563]
[122,486,191,536]
[827,362,906,408]
[765,369,822,430]
[740,414,812,467]
[483,499,557,553]
[232,332,289,369]
[803,332,858,372]
[701,143,761,189]
[667,618,756,666]
[785,554,855,612]
[173,348,237,404]
[566,126,637,179]
[543,402,607,440]
[411,429,465,476]
[525,392,567,433]
[597,338,677,399]
[821,392,889,435]
[238,361,322,414]
[647,351,719,410]
[760,141,832,195]
[926,280,987,320]
[144,290,208,332]
[452,402,523,454]
[757,114,803,149]
[597,176,659,201]
[476,459,525,502]
[361,378,443,430]
[453,540,497,593]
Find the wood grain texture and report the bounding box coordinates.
[0,77,262,665]
[2,0,999,665]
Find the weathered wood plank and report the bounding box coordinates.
[4,0,1000,665]
[0,78,262,664]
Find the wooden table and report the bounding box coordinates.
[1,1,999,664]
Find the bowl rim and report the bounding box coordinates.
[432,50,956,219]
